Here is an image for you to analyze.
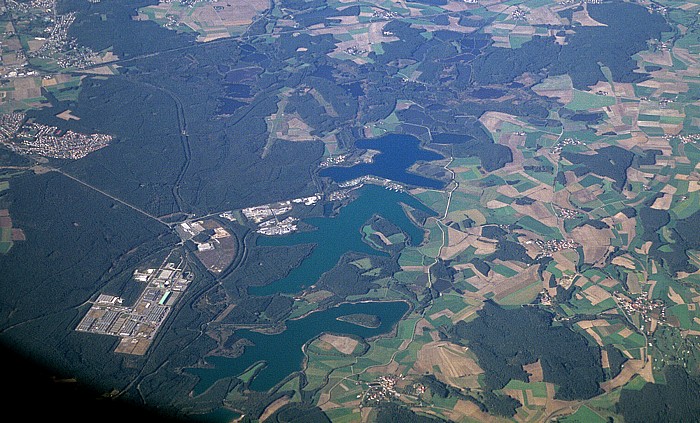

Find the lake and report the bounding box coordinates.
[319,133,445,189]
[186,300,410,393]
[249,184,436,296]
[216,98,246,114]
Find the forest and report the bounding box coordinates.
[562,146,635,192]
[0,0,686,421]
[452,301,604,401]
[471,2,670,89]
[640,205,700,275]
[617,366,700,423]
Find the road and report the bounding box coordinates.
[319,155,459,408]
[50,168,172,227]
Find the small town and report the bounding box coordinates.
[345,46,368,56]
[5,0,96,70]
[257,216,299,235]
[0,113,25,138]
[0,112,114,159]
[552,137,585,154]
[672,133,700,144]
[327,189,351,201]
[532,238,580,258]
[613,291,667,327]
[537,289,553,306]
[511,8,527,20]
[372,9,401,19]
[554,205,582,220]
[1,119,112,159]
[76,253,193,355]
[157,0,210,6]
[319,154,348,168]
[338,175,405,192]
[361,375,402,405]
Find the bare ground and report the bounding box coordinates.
[319,334,359,355]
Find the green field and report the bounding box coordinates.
[418,221,443,258]
[350,257,373,270]
[415,190,449,214]
[558,405,607,423]
[455,166,483,182]
[533,74,573,91]
[324,407,361,423]
[491,263,519,278]
[566,90,617,110]
[496,280,543,306]
[0,241,12,254]
[398,248,425,267]
[517,215,562,238]
[396,317,419,340]
[503,379,548,398]
[237,361,266,384]
[429,293,468,314]
[622,375,647,391]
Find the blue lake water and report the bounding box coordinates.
[249,184,436,296]
[319,133,445,189]
[216,98,246,114]
[186,300,410,393]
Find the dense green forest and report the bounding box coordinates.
[452,301,604,400]
[471,2,670,88]
[562,146,635,192]
[617,366,700,423]
[0,0,690,421]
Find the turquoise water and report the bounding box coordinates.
[249,184,436,296]
[185,182,433,400]
[187,300,409,393]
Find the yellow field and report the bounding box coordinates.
[413,341,483,388]
[582,285,612,306]
[259,396,290,422]
[139,0,269,41]
[523,360,544,383]
[114,337,151,355]
[612,255,636,270]
[571,225,612,266]
[319,334,359,355]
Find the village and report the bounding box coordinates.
[361,375,403,406]
[319,154,349,168]
[529,238,580,258]
[0,113,112,159]
[4,0,96,71]
[613,291,667,331]
[338,175,405,192]
[552,137,585,155]
[671,132,700,145]
[554,205,582,220]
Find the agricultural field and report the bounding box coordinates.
[3,0,700,422]
[137,0,270,42]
